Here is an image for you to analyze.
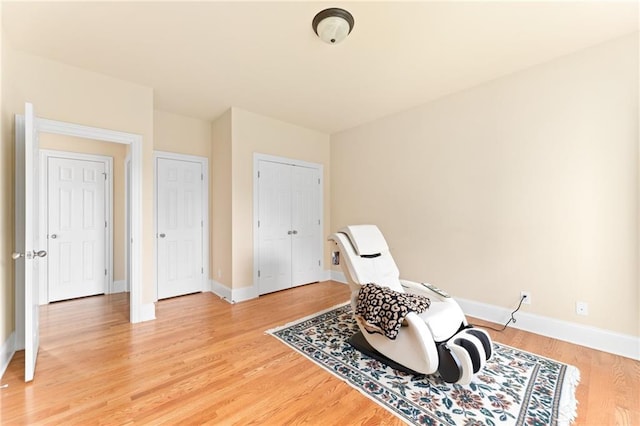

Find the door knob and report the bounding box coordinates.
[159,233,166,238]
[12,252,24,260]
[50,234,57,239]
[287,231,292,235]
[34,250,47,258]
[292,230,298,235]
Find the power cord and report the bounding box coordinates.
[471,294,526,332]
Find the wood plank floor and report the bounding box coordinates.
[1,281,638,425]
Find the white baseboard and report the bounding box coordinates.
[331,270,347,283]
[210,279,349,303]
[209,279,232,302]
[328,270,638,360]
[1,332,16,381]
[456,297,639,361]
[232,285,259,302]
[209,280,258,304]
[139,303,156,322]
[320,269,332,282]
[111,280,126,294]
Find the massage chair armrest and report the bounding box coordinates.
[400,279,453,303]
[403,312,440,371]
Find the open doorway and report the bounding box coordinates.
[23,114,145,323]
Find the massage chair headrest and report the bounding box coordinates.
[340,225,389,257]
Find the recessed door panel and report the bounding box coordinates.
[48,157,106,302]
[157,158,204,299]
[291,166,321,287]
[257,161,292,294]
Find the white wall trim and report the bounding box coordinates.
[111,280,126,294]
[153,151,209,301]
[456,297,639,361]
[38,150,114,304]
[209,280,259,304]
[209,279,232,303]
[232,286,259,303]
[139,303,156,322]
[253,153,324,296]
[331,269,347,284]
[320,269,332,282]
[329,269,638,360]
[38,118,136,145]
[124,155,131,294]
[0,332,16,380]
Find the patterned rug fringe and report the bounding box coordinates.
[558,365,580,426]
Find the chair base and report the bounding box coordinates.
[348,331,422,375]
[349,328,492,384]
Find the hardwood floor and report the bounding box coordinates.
[1,281,638,425]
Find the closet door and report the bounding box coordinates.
[257,160,322,295]
[291,166,321,287]
[257,161,292,294]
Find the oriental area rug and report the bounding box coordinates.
[267,303,580,426]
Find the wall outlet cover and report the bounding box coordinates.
[576,301,589,316]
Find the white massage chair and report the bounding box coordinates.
[329,225,492,384]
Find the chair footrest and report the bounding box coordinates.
[437,327,493,384]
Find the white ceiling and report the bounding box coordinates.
[2,1,638,133]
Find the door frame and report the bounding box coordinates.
[252,153,324,293]
[125,155,131,293]
[153,151,209,301]
[38,150,113,304]
[15,116,145,329]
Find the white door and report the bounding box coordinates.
[14,102,43,382]
[257,161,293,294]
[257,160,321,295]
[156,158,204,299]
[47,157,106,302]
[291,166,321,286]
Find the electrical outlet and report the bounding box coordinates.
[576,301,589,316]
[520,291,531,305]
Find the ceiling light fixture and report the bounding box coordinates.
[312,8,354,44]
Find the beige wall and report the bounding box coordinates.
[210,107,331,290]
[39,134,128,282]
[1,43,155,347]
[211,110,233,286]
[331,34,639,336]
[154,110,211,158]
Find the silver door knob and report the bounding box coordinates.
[159,233,166,238]
[12,252,24,260]
[34,250,47,258]
[50,234,57,239]
[287,231,292,235]
[292,230,298,235]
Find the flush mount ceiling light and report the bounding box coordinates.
[312,8,355,44]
